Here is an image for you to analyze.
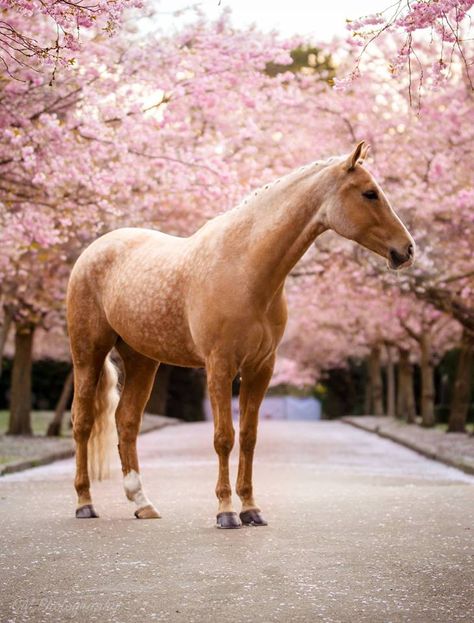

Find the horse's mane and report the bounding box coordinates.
[233,155,345,212]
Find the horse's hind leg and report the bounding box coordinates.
[115,340,160,519]
[72,332,117,518]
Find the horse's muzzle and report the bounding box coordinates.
[389,243,414,269]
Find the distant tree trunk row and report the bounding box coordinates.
[365,334,472,432]
[2,317,472,436]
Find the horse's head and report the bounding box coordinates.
[319,141,415,269]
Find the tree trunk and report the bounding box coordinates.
[385,344,396,418]
[0,308,13,379]
[7,323,35,436]
[405,360,417,424]
[47,369,73,437]
[397,348,417,423]
[369,344,384,415]
[448,330,473,433]
[396,359,403,420]
[363,359,371,414]
[420,332,435,427]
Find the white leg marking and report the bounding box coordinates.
[123,470,152,509]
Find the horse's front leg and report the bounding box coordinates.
[236,356,275,527]
[207,356,240,529]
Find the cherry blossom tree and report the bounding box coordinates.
[0,0,144,76]
[1,7,472,433]
[344,0,474,101]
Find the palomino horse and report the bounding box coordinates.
[68,141,415,528]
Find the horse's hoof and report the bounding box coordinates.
[76,504,99,519]
[216,512,242,529]
[240,509,268,527]
[134,504,161,519]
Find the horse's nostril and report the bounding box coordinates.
[390,244,414,269]
[389,248,405,268]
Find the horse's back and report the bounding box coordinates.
[74,227,180,267]
[69,227,182,291]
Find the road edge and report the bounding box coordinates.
[342,416,474,476]
[0,416,181,477]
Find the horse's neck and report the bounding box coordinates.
[229,164,329,300]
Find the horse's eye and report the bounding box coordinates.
[362,190,378,200]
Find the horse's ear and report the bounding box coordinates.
[346,141,367,171]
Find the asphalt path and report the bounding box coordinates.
[1,420,473,623]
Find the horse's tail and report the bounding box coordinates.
[88,356,120,481]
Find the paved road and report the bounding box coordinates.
[1,421,473,623]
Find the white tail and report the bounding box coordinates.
[88,356,119,480]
